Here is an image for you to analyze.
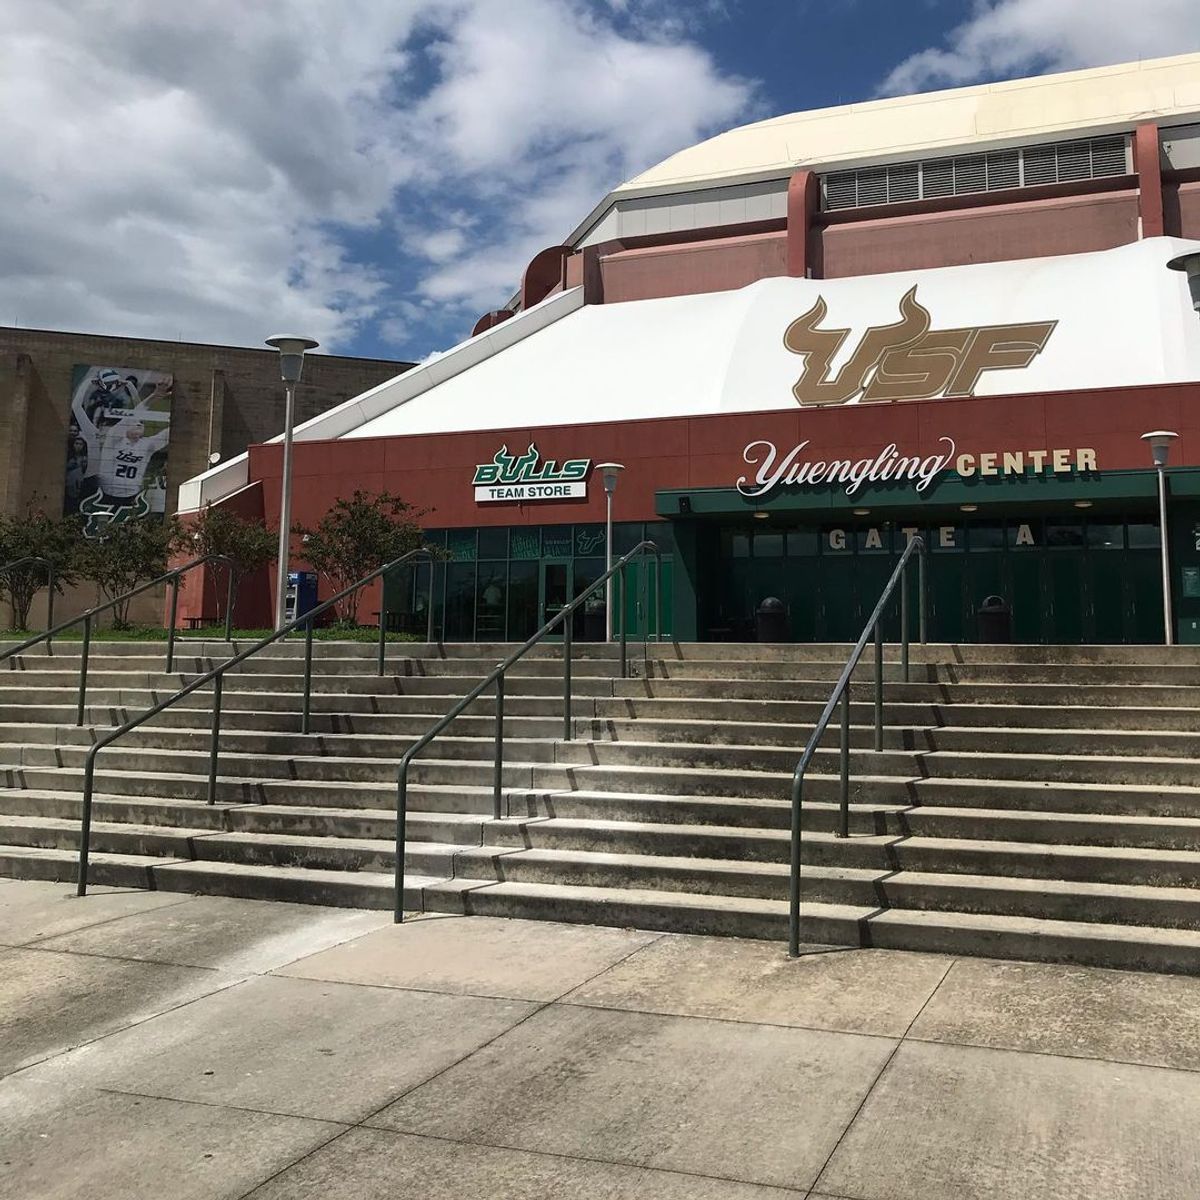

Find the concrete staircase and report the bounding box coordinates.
[4,638,1200,972]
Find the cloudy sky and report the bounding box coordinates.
[3,0,1198,360]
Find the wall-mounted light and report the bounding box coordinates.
[753,511,770,520]
[1073,500,1093,509]
[852,508,871,516]
[959,504,978,513]
[1167,249,1200,313]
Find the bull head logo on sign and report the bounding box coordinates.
[783,285,1057,406]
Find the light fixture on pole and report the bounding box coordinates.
[1141,429,1178,646]
[266,334,319,631]
[1166,249,1200,312]
[595,462,625,642]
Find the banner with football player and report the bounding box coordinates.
[64,365,173,538]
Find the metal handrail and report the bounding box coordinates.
[787,535,927,957]
[0,557,57,636]
[0,555,234,725]
[74,546,437,896]
[394,540,663,922]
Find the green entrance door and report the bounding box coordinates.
[539,557,609,642]
[539,559,572,640]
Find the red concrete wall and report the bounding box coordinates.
[234,380,1200,617]
[171,480,272,632]
[249,380,1200,530]
[1165,180,1200,239]
[818,190,1139,279]
[598,232,789,303]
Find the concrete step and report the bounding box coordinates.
[4,838,1200,972]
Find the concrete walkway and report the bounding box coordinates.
[4,880,1200,1198]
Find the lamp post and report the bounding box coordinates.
[1141,430,1179,646]
[595,462,625,642]
[265,334,319,630]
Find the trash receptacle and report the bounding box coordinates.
[583,595,606,642]
[977,595,1012,643]
[755,597,789,643]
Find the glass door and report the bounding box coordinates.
[539,559,572,640]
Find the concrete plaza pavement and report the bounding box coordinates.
[4,879,1200,1197]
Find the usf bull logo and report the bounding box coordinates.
[783,286,1057,406]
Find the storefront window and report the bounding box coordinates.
[822,527,851,554]
[728,531,750,558]
[507,561,538,639]
[855,526,890,554]
[1007,520,1040,549]
[448,529,477,561]
[786,529,817,557]
[753,532,784,557]
[478,528,508,559]
[968,523,1005,552]
[510,528,540,559]
[932,524,962,552]
[574,524,605,557]
[1045,523,1084,548]
[614,522,645,554]
[475,563,506,640]
[1086,523,1124,549]
[444,562,476,639]
[542,526,572,557]
[1127,522,1161,549]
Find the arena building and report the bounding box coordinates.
[179,52,1200,645]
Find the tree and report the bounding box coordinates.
[293,490,425,626]
[75,517,187,628]
[0,501,81,631]
[189,504,278,622]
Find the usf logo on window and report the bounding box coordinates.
[473,443,591,503]
[784,285,1057,406]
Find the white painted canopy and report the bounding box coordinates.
[179,237,1200,511]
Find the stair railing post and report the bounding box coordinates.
[166,572,180,674]
[838,686,851,839]
[873,620,883,753]
[76,612,92,726]
[45,561,56,642]
[493,671,505,820]
[77,749,98,896]
[788,765,804,957]
[900,559,911,685]
[301,616,314,735]
[918,540,928,645]
[206,672,223,805]
[641,553,650,676]
[426,562,435,646]
[619,565,628,679]
[223,562,235,643]
[377,595,387,677]
[562,617,573,741]
[395,761,409,923]
[655,547,663,644]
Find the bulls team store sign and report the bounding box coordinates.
[473,443,591,502]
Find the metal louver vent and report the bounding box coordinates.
[887,162,920,202]
[1090,135,1128,177]
[1022,143,1058,186]
[824,172,858,210]
[986,150,1020,190]
[820,133,1131,211]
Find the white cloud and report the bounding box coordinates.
[881,0,1200,95]
[0,0,753,354]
